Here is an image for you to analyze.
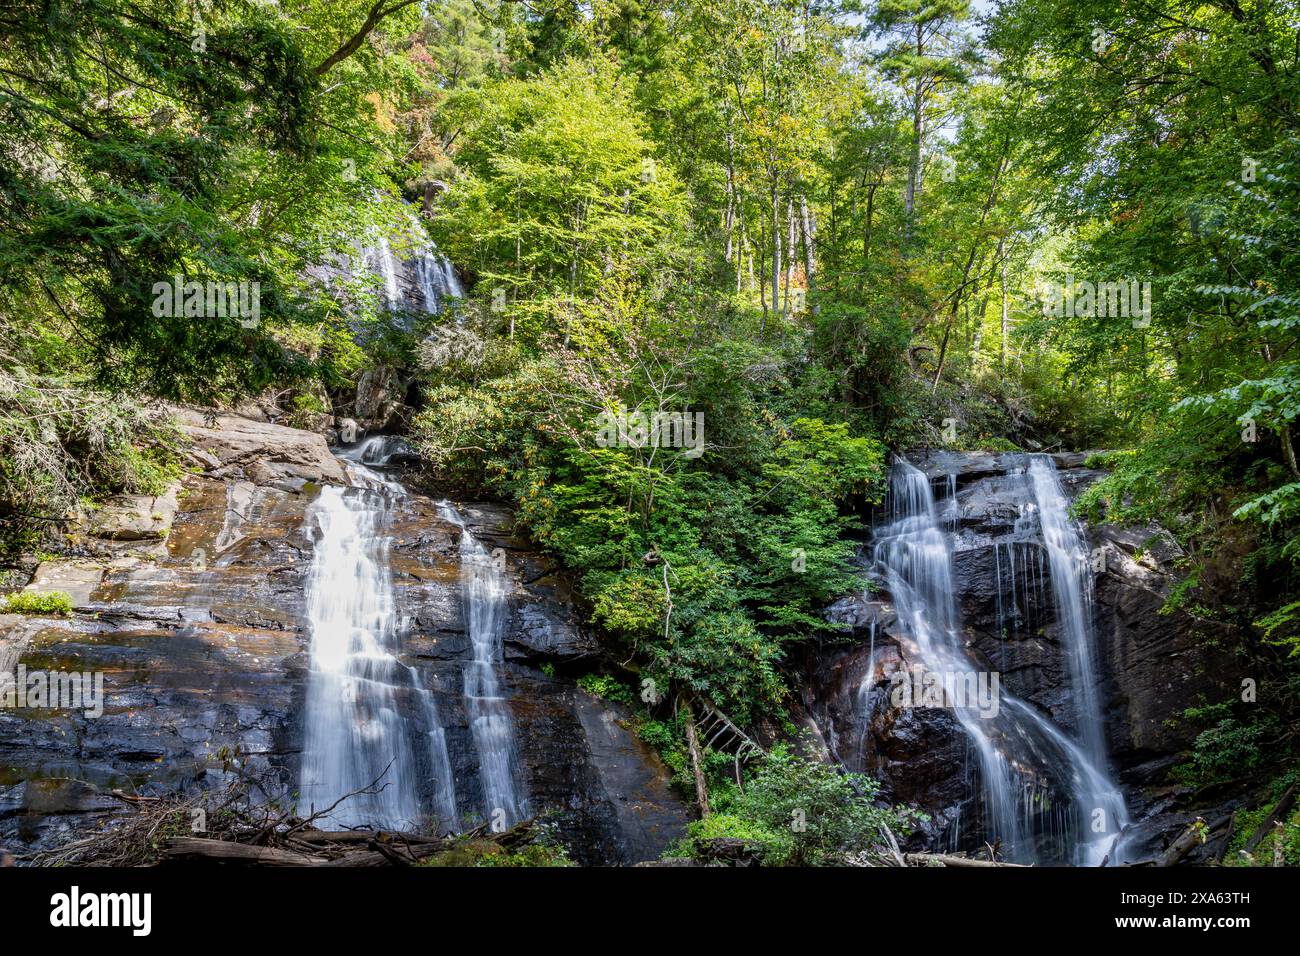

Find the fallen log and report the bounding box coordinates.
[1244,785,1295,854]
[161,818,538,866]
[1157,818,1207,867]
[291,829,443,845]
[318,851,390,867]
[162,838,326,866]
[904,852,1028,868]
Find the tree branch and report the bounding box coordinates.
[313,0,423,77]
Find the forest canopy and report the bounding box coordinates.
[2,0,1299,806]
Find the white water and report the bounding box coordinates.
[873,460,1027,857]
[362,205,461,316]
[374,236,401,309]
[873,458,1130,864]
[415,248,464,312]
[1024,455,1130,864]
[436,501,525,828]
[298,467,458,832]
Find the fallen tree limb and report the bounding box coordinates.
[904,852,1028,868]
[1158,818,1208,867]
[679,695,710,818]
[162,839,327,866]
[1244,785,1295,854]
[163,820,537,867]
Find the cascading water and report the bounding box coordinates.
[436,502,525,828]
[871,457,1130,864]
[297,456,458,833]
[873,461,1028,857]
[374,236,401,309]
[1023,454,1130,863]
[415,248,464,312]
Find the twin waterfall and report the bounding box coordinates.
[436,502,525,828]
[298,206,511,834]
[297,443,523,833]
[873,455,1128,865]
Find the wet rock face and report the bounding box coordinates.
[0,415,687,863]
[806,450,1242,858]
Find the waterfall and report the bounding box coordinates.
[871,457,1130,864]
[415,248,464,313]
[436,501,525,828]
[375,236,401,309]
[873,460,1028,857]
[1024,454,1130,863]
[297,466,457,833]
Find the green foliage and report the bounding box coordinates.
[409,53,891,722]
[473,842,574,867]
[429,56,690,344]
[2,591,73,616]
[0,368,183,523]
[1171,701,1279,790]
[674,745,918,866]
[575,673,634,705]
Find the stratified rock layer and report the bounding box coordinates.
[804,451,1241,862]
[0,413,688,864]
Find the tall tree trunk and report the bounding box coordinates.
[905,83,923,219]
[736,221,746,293]
[903,25,925,249]
[861,183,877,296]
[724,130,737,264]
[799,193,816,313]
[784,197,795,315]
[680,696,710,818]
[770,174,781,331]
[1000,261,1009,373]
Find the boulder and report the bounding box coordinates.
[86,486,179,540]
[170,406,347,485]
[21,561,110,607]
[1,472,689,864]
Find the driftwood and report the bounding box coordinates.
[162,820,536,867]
[904,852,1028,868]
[1243,785,1295,854]
[1157,818,1208,866]
[679,695,711,818]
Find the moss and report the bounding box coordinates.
[419,837,573,867]
[576,672,634,705]
[2,591,73,616]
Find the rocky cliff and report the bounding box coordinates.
[803,451,1243,862]
[0,411,688,864]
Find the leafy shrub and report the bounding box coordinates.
[1172,705,1278,789]
[576,673,634,705]
[2,591,73,616]
[674,745,918,866]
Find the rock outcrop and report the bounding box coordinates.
[0,412,687,864]
[804,450,1243,862]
